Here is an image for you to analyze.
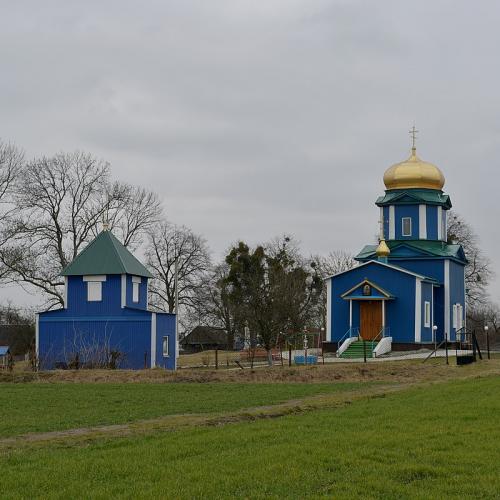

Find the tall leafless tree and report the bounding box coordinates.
[447,211,492,307]
[0,151,162,307]
[145,221,211,314]
[0,140,23,280]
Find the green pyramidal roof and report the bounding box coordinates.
[62,230,153,278]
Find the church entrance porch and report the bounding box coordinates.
[359,300,383,340]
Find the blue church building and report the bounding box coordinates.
[36,228,176,370]
[325,140,467,355]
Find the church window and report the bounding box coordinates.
[162,336,169,357]
[424,302,431,328]
[132,276,141,303]
[83,275,106,302]
[402,217,412,237]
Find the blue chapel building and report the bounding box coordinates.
[325,142,467,356]
[36,228,176,370]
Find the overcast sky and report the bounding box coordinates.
[0,0,499,307]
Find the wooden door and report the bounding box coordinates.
[360,301,382,340]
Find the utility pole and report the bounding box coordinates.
[174,248,180,370]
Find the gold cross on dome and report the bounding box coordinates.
[409,125,418,149]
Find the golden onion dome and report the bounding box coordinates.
[383,147,445,191]
[376,239,390,258]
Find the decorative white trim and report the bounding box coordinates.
[380,207,384,239]
[326,279,332,342]
[326,259,430,281]
[464,269,467,330]
[151,313,157,368]
[415,278,422,342]
[121,274,126,309]
[82,275,106,282]
[444,260,450,340]
[382,300,385,328]
[35,313,39,358]
[389,205,395,239]
[419,205,427,239]
[431,285,435,341]
[349,300,353,328]
[64,276,68,309]
[437,206,443,240]
[132,276,142,284]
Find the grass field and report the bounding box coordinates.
[1,359,499,499]
[0,382,364,437]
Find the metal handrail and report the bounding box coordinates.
[337,327,360,348]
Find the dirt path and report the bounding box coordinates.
[0,380,453,451]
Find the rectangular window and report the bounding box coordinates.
[402,217,412,237]
[83,275,106,302]
[132,276,141,303]
[87,281,102,302]
[162,336,169,357]
[452,304,458,329]
[424,301,431,328]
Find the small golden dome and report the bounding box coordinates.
[376,239,390,258]
[383,147,445,191]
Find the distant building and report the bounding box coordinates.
[180,326,229,352]
[325,138,467,356]
[37,228,176,370]
[0,346,10,369]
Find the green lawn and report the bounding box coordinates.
[1,376,499,499]
[0,382,362,437]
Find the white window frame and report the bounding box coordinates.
[457,304,463,330]
[402,217,412,237]
[162,336,169,357]
[424,301,431,328]
[132,276,141,303]
[452,304,458,329]
[83,275,106,302]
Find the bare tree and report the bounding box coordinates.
[0,151,161,307]
[317,250,358,277]
[447,211,492,307]
[145,221,211,314]
[314,250,357,335]
[188,262,241,349]
[0,140,23,280]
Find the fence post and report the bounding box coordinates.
[445,335,449,365]
[288,346,292,367]
[363,340,367,363]
[486,329,491,360]
[144,351,148,369]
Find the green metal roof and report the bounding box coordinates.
[355,240,467,264]
[376,188,452,209]
[62,230,153,278]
